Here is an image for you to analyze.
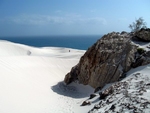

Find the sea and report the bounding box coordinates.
[0,35,102,50]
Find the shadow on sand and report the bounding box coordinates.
[51,81,94,99]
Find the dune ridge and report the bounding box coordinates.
[0,38,150,113]
[0,40,94,113]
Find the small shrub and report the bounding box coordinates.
[129,17,147,32]
[137,48,146,54]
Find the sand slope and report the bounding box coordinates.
[1,40,150,113]
[0,40,94,113]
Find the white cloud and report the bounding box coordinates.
[9,14,74,25]
[10,15,58,25]
[8,14,107,26]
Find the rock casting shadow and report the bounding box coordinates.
[51,81,90,98]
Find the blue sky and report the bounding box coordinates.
[0,0,150,37]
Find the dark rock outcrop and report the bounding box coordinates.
[81,101,91,106]
[64,29,150,89]
[99,86,114,100]
[89,94,97,99]
[134,28,150,42]
[131,51,150,68]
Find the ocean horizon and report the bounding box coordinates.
[0,35,102,50]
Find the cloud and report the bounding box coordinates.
[8,14,75,25]
[10,15,61,25]
[6,14,107,26]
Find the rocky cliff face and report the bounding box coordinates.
[64,29,150,89]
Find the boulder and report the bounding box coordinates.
[81,101,91,106]
[134,28,150,42]
[132,51,150,68]
[64,32,137,88]
[89,94,97,99]
[99,86,114,100]
[64,29,150,89]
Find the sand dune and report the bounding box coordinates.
[0,40,94,113]
[0,40,85,58]
[1,40,150,113]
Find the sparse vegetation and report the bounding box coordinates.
[129,17,147,32]
[137,48,146,54]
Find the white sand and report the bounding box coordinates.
[1,40,149,113]
[0,40,94,113]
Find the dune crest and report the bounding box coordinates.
[0,40,94,113]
